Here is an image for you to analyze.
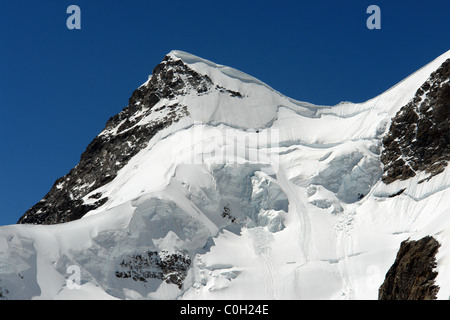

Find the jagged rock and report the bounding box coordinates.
[0,281,9,300]
[221,204,237,223]
[378,236,440,300]
[381,59,450,184]
[115,250,191,289]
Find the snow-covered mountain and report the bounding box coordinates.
[1,50,449,300]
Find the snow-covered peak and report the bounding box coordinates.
[5,49,450,300]
[167,50,318,113]
[167,50,274,90]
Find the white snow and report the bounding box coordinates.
[0,49,449,299]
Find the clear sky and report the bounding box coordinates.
[0,0,449,225]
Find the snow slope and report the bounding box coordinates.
[0,50,449,300]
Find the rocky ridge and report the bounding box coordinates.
[18,55,216,224]
[381,58,450,184]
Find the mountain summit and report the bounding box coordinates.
[3,50,450,299]
[18,50,311,224]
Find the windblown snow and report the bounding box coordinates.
[1,49,449,300]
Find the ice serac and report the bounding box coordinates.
[1,49,450,300]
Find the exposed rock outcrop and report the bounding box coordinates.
[115,250,191,289]
[378,236,440,300]
[381,59,450,184]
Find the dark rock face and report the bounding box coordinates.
[378,236,440,300]
[381,59,450,184]
[0,281,9,300]
[115,250,191,289]
[18,55,212,224]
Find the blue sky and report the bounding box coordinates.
[0,0,449,225]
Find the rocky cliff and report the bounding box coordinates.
[379,236,440,300]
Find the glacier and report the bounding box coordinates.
[1,49,449,300]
